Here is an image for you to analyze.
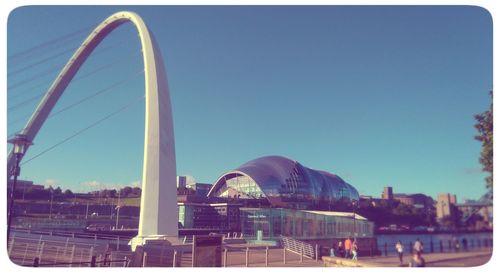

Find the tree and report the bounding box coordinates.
[64,189,74,198]
[54,186,63,196]
[107,189,117,198]
[474,91,493,196]
[131,187,142,197]
[120,186,133,197]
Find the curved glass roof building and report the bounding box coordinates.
[207,156,359,210]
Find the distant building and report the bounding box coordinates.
[8,180,44,192]
[381,186,394,200]
[207,155,359,210]
[177,176,187,188]
[378,186,434,209]
[436,193,457,220]
[187,182,212,197]
[393,193,434,209]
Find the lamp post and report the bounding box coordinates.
[7,134,32,242]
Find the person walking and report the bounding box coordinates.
[337,241,345,258]
[351,240,359,261]
[344,237,353,259]
[413,238,424,255]
[330,242,336,257]
[395,240,404,265]
[409,251,425,267]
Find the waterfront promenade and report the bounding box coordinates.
[323,248,492,267]
[195,243,493,267]
[8,230,493,267]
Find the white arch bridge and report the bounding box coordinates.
[7,11,178,249]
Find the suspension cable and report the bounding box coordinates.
[8,24,96,62]
[8,40,139,92]
[20,94,145,166]
[7,68,144,131]
[8,49,142,104]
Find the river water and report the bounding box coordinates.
[374,232,493,255]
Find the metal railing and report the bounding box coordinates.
[33,255,129,267]
[281,236,316,259]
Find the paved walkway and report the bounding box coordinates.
[326,248,493,267]
[208,244,493,267]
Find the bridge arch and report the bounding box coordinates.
[7,11,177,239]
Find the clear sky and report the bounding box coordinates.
[6,6,492,201]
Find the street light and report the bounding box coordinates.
[7,134,32,242]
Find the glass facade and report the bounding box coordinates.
[212,174,266,199]
[178,203,241,231]
[240,208,374,240]
[208,156,359,210]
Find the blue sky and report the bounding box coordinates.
[6,6,492,201]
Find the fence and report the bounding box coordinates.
[379,237,494,257]
[9,233,321,267]
[281,236,317,259]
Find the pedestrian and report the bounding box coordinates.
[395,240,404,265]
[344,237,352,259]
[330,243,336,257]
[337,241,345,258]
[413,238,424,255]
[351,240,358,261]
[408,251,425,267]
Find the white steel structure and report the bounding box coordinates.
[7,11,178,250]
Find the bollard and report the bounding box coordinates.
[173,250,177,267]
[384,243,388,256]
[90,256,97,267]
[430,240,434,253]
[33,257,39,267]
[439,241,443,253]
[300,246,304,263]
[315,244,319,262]
[283,248,287,265]
[245,247,249,267]
[224,248,228,267]
[142,252,148,267]
[116,237,120,250]
[266,246,269,266]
